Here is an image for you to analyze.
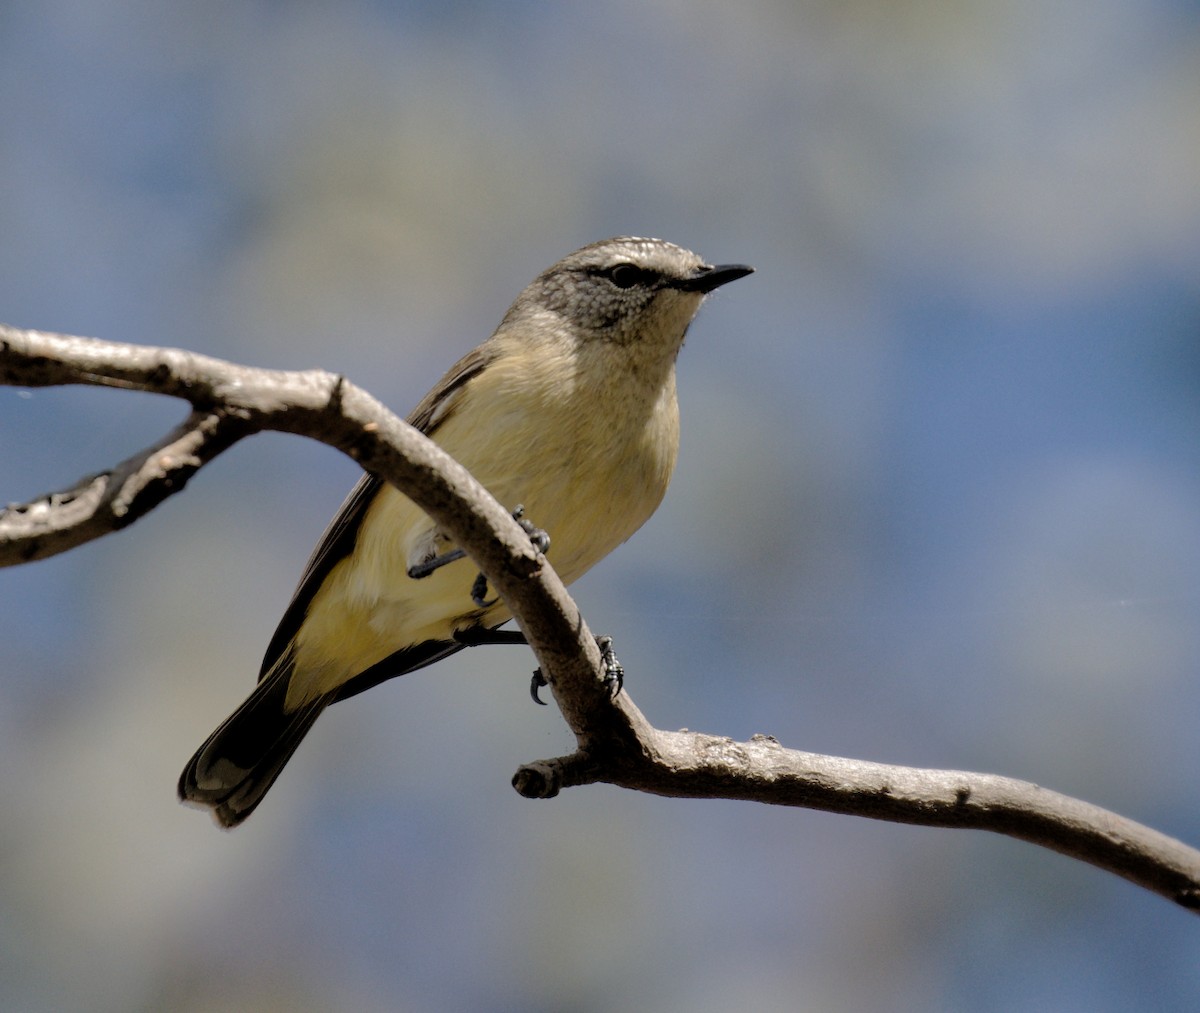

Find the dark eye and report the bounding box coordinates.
[607,263,647,289]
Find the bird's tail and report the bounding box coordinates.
[178,655,330,829]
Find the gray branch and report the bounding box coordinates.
[3,322,1198,912]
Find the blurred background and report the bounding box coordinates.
[2,2,1200,1010]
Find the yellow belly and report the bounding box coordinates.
[287,339,680,706]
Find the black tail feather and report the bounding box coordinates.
[179,657,330,829]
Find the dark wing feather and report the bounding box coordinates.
[258,342,499,682]
[258,472,383,679]
[405,342,495,434]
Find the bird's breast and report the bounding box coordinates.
[455,344,680,583]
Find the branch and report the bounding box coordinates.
[3,323,1198,911]
[0,326,543,582]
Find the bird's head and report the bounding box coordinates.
[506,237,753,355]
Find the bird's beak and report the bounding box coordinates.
[676,263,755,294]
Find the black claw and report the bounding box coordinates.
[597,635,624,697]
[471,572,498,608]
[530,668,549,705]
[513,505,551,555]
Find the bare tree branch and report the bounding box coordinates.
[3,322,1198,911]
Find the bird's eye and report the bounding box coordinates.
[607,263,647,289]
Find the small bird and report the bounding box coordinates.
[179,237,753,827]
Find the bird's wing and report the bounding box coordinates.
[406,341,497,434]
[258,472,383,680]
[258,342,499,682]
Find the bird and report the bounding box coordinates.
[179,236,753,827]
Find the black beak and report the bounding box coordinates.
[676,263,755,294]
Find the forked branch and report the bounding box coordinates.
[3,322,1198,911]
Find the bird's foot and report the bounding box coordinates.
[469,505,550,608]
[528,635,624,706]
[407,547,466,580]
[597,635,624,697]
